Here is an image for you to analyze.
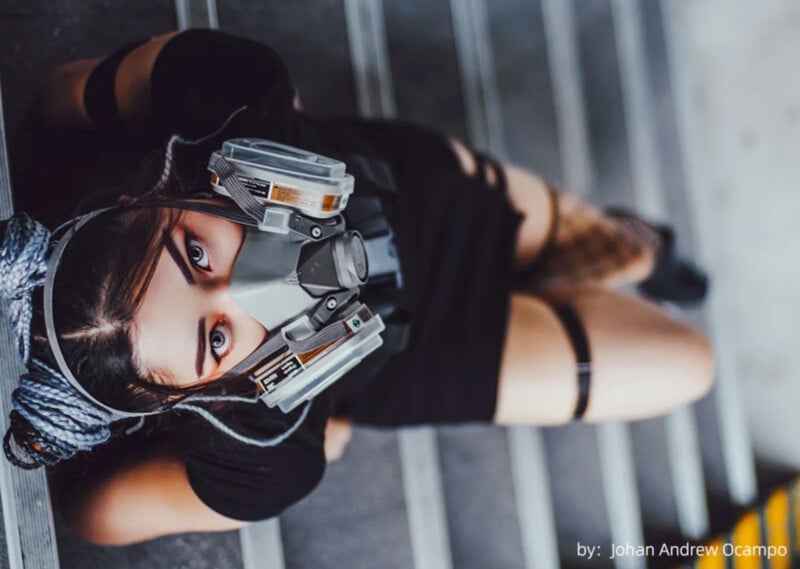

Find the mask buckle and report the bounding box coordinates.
[258,206,292,234]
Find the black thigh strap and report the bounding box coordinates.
[472,152,508,195]
[83,39,147,132]
[552,304,592,420]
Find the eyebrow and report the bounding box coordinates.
[162,230,204,378]
[196,317,206,378]
[163,230,196,285]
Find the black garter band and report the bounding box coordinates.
[472,152,508,194]
[82,39,147,131]
[553,304,592,420]
[511,183,559,288]
[469,153,593,419]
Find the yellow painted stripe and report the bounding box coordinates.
[764,488,790,569]
[696,537,728,569]
[792,481,800,555]
[691,479,800,567]
[731,511,762,569]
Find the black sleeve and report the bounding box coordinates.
[149,29,298,141]
[184,436,325,522]
[175,401,329,522]
[12,29,299,227]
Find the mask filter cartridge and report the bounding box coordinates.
[208,138,386,413]
[209,138,355,219]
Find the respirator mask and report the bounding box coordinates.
[43,139,394,416]
[203,138,387,412]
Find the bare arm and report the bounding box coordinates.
[56,414,350,546]
[56,449,245,546]
[36,32,179,131]
[323,416,352,462]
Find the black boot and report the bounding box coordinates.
[605,208,709,305]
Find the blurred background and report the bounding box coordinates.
[0,1,798,568]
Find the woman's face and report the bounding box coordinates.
[133,208,267,387]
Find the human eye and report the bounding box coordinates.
[184,232,212,271]
[209,320,232,363]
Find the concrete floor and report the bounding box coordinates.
[0,1,798,568]
[673,0,800,471]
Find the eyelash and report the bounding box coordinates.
[209,319,232,364]
[184,232,212,272]
[182,233,231,365]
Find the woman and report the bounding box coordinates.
[1,29,713,545]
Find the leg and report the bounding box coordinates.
[323,417,352,462]
[448,138,553,267]
[35,29,294,138]
[114,31,181,127]
[35,58,101,130]
[494,290,714,425]
[36,32,180,131]
[448,138,657,295]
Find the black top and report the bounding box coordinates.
[177,399,331,521]
[15,29,522,521]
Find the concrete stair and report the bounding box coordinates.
[2,1,796,568]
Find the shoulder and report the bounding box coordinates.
[174,400,328,521]
[54,436,248,543]
[184,435,326,521]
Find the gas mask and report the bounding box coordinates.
[42,138,394,416]
[204,138,387,412]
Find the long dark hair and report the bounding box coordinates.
[7,176,255,468]
[30,204,184,412]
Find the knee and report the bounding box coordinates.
[575,290,716,418]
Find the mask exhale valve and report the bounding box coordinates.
[298,230,368,295]
[207,138,386,413]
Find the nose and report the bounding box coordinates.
[190,277,237,315]
[190,280,269,338]
[196,273,232,292]
[194,279,231,306]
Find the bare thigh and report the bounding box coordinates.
[494,291,714,425]
[448,139,655,288]
[448,139,553,268]
[115,31,181,125]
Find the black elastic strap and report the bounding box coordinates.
[83,39,147,132]
[511,184,560,287]
[472,152,508,195]
[539,185,560,257]
[552,304,592,420]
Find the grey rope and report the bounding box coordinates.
[11,360,121,466]
[124,416,146,436]
[0,213,50,362]
[1,213,125,466]
[175,397,312,448]
[152,105,249,195]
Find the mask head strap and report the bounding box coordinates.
[42,207,167,418]
[208,154,270,227]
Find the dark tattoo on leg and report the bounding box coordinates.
[516,190,659,295]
